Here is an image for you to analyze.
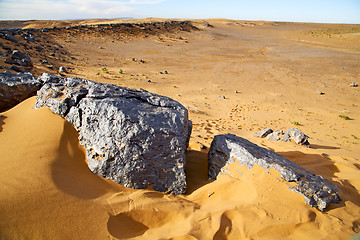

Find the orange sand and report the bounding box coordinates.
[0,19,360,239]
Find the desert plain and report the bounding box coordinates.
[0,18,360,239]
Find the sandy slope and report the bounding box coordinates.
[0,19,360,239]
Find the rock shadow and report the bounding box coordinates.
[277,151,360,209]
[107,213,149,239]
[51,121,118,200]
[0,115,6,132]
[185,149,213,195]
[310,144,340,150]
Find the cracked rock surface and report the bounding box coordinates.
[34,73,191,195]
[208,134,341,211]
[0,71,40,112]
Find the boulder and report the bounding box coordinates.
[208,134,341,211]
[0,71,40,112]
[6,50,33,67]
[34,73,191,194]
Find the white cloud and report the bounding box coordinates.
[0,0,165,20]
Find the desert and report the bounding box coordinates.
[0,17,360,240]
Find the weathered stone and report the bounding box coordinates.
[253,128,273,138]
[283,128,310,147]
[316,89,324,95]
[59,66,67,73]
[267,130,283,141]
[6,50,33,67]
[208,134,341,211]
[350,82,358,87]
[0,71,40,112]
[34,73,191,194]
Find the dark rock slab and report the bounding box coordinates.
[208,134,340,211]
[0,71,40,112]
[34,73,191,195]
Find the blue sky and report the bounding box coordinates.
[0,0,359,23]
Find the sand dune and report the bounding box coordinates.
[1,19,360,239]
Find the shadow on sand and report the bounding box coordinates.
[0,115,6,133]
[51,121,119,200]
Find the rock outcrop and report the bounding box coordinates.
[208,134,341,211]
[34,73,191,195]
[0,71,40,112]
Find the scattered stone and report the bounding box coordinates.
[283,128,310,147]
[147,79,152,82]
[163,70,168,74]
[316,89,325,95]
[0,71,40,112]
[208,134,341,211]
[349,82,358,87]
[218,95,226,99]
[34,74,191,195]
[267,130,283,141]
[59,66,67,73]
[234,90,239,93]
[280,133,291,142]
[195,142,208,150]
[253,128,273,138]
[6,50,32,67]
[50,52,55,57]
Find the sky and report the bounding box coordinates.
[0,0,359,24]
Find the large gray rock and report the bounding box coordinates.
[208,134,340,211]
[34,73,191,195]
[0,71,40,112]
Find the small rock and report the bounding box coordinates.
[59,66,67,73]
[164,70,168,74]
[316,89,325,95]
[267,130,283,141]
[147,79,152,82]
[218,95,226,99]
[50,52,55,56]
[349,82,358,87]
[253,128,273,138]
[235,90,239,93]
[282,128,310,147]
